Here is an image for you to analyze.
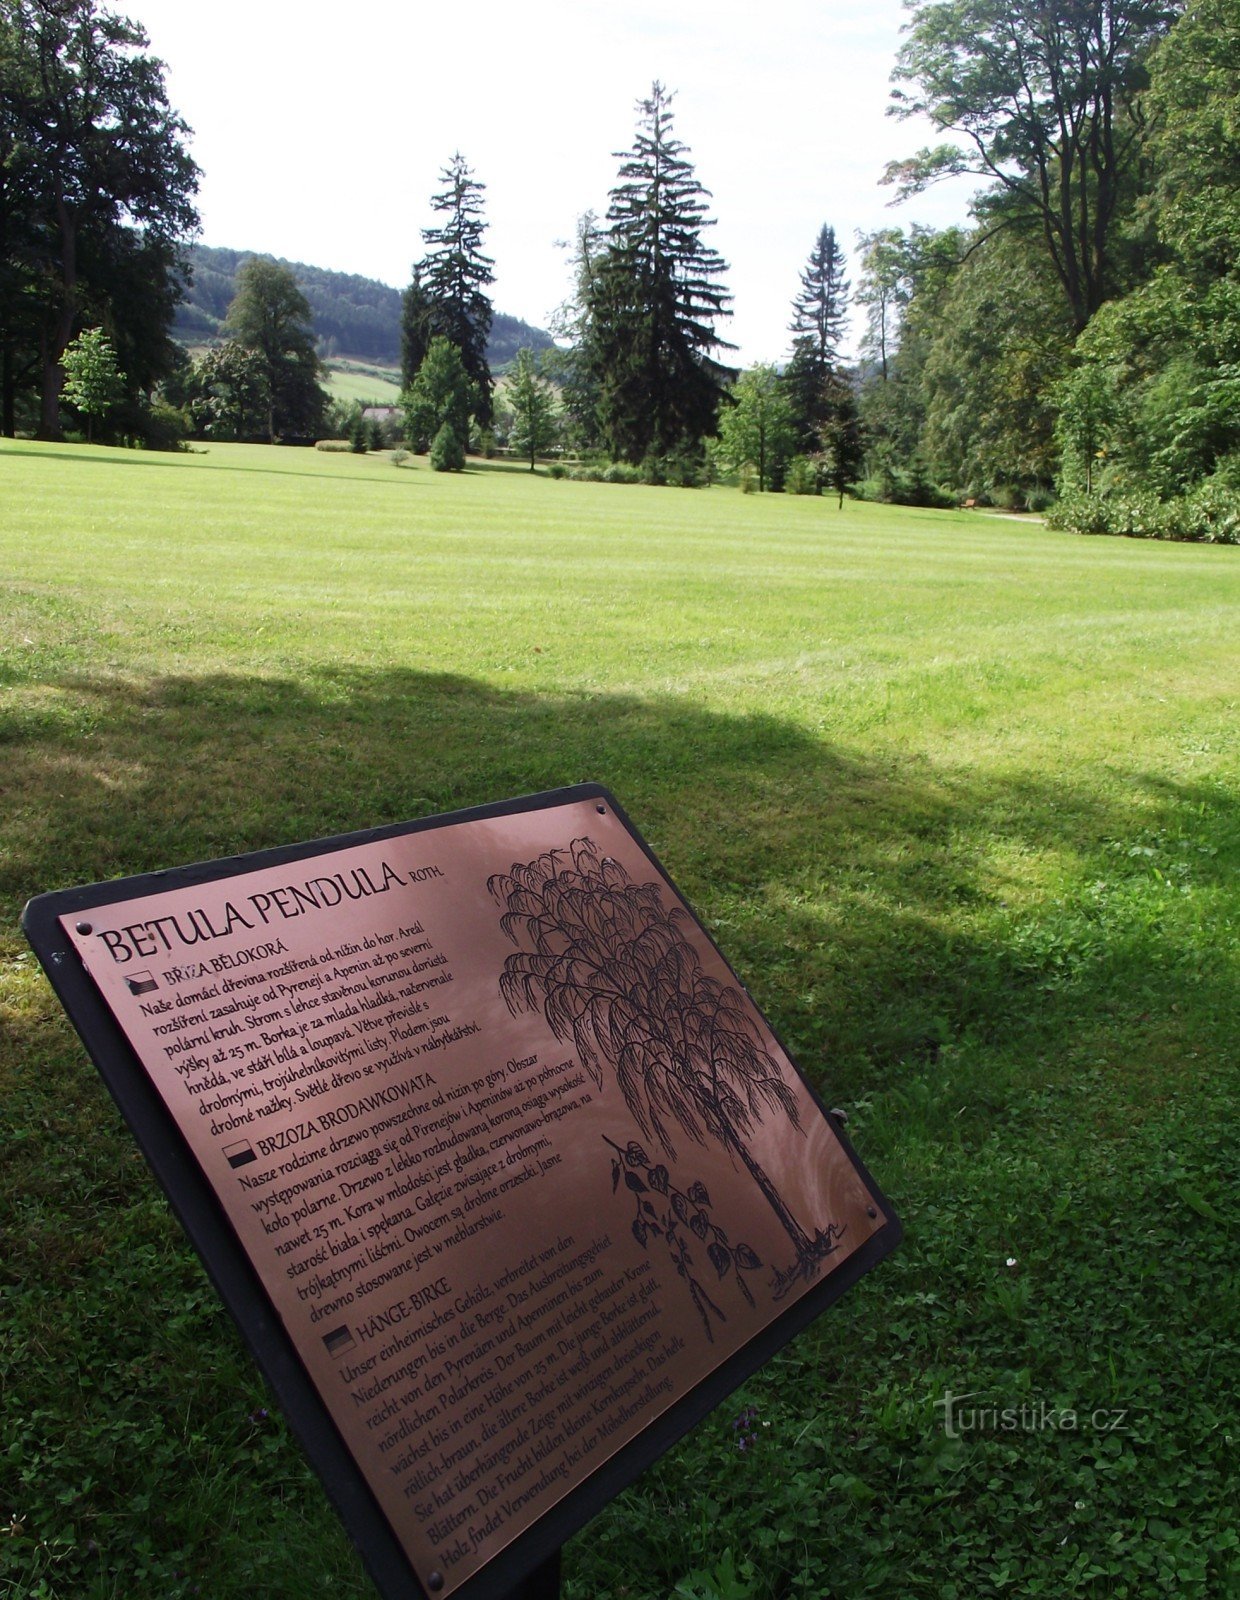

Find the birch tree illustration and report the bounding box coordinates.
[488,837,842,1293]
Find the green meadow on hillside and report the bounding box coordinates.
[2,440,1237,1599]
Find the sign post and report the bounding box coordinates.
[24,784,900,1600]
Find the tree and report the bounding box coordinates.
[506,348,558,470]
[814,373,866,508]
[886,0,1180,333]
[400,267,432,391]
[588,83,734,464]
[856,228,913,383]
[184,341,267,440]
[1146,0,1240,275]
[60,326,125,442]
[223,258,326,443]
[1048,0,1240,504]
[489,838,841,1291]
[714,365,796,491]
[410,154,495,426]
[784,225,850,451]
[0,0,198,438]
[918,227,1073,495]
[429,420,465,472]
[400,335,475,454]
[546,212,606,452]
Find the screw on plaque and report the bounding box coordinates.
[829,1106,848,1126]
[596,804,607,814]
[427,1574,445,1593]
[76,921,93,935]
[866,1206,878,1218]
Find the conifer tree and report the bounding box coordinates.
[410,154,495,427]
[507,347,558,470]
[785,224,850,450]
[400,266,431,391]
[589,83,733,464]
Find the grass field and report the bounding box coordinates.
[322,361,404,407]
[2,439,1237,1599]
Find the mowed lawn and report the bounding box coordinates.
[2,439,1237,1600]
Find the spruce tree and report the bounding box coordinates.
[589,83,733,464]
[410,154,495,427]
[785,224,850,450]
[400,266,431,391]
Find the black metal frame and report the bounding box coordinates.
[23,783,902,1600]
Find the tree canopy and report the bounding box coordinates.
[0,0,198,438]
[223,258,326,443]
[887,0,1180,332]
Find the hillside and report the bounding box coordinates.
[174,243,556,369]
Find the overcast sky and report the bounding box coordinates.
[128,0,979,366]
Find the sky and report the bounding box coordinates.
[128,0,981,367]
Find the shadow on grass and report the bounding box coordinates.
[3,663,1236,1600]
[4,663,1234,1098]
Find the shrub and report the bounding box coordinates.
[785,456,818,496]
[1048,486,1240,543]
[430,422,465,472]
[314,439,351,452]
[138,400,191,452]
[547,462,567,480]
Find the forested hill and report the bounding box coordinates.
[174,243,555,368]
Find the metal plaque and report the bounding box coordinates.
[24,785,900,1600]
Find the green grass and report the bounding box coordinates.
[2,439,1237,1599]
[322,361,403,407]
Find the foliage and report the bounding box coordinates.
[886,0,1179,332]
[59,327,126,442]
[714,365,796,492]
[429,420,465,472]
[1048,480,1240,541]
[813,372,866,508]
[917,228,1073,495]
[506,347,559,469]
[0,0,198,438]
[856,225,965,488]
[855,228,913,383]
[406,154,495,426]
[1145,0,1240,277]
[783,225,849,450]
[589,82,734,465]
[1054,363,1125,495]
[223,259,327,443]
[184,341,268,441]
[400,336,476,454]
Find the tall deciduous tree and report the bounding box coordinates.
[589,83,733,464]
[784,224,850,450]
[409,154,495,427]
[223,258,326,443]
[886,0,1180,332]
[856,228,913,383]
[0,0,198,438]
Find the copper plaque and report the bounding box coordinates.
[25,787,899,1600]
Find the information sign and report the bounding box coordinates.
[24,785,900,1600]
